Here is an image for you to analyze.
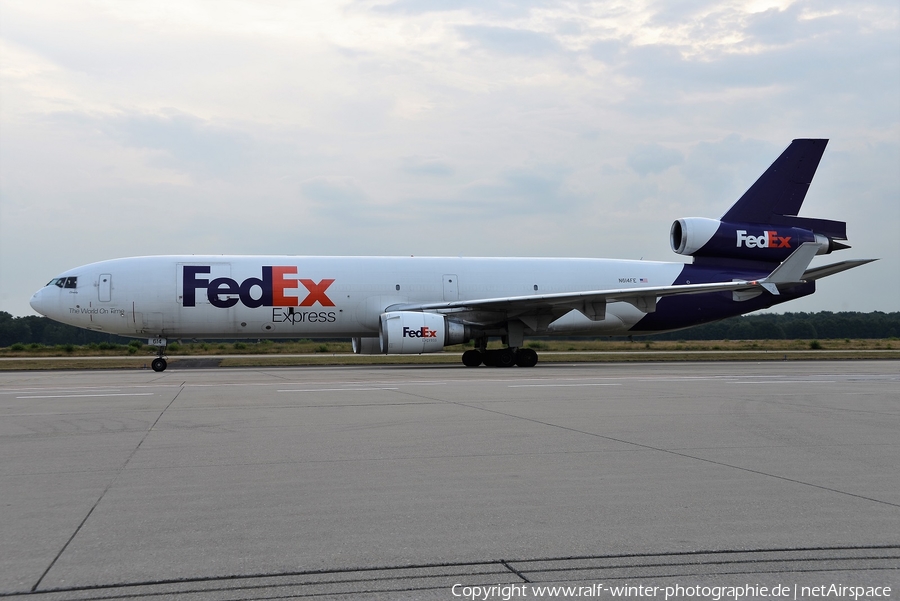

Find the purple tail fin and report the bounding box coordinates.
[721,139,846,240]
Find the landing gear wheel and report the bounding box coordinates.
[515,348,538,368]
[151,357,168,372]
[461,349,483,367]
[495,348,517,368]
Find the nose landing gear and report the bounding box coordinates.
[149,337,168,372]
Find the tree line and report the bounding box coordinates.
[1,310,898,348]
[644,311,900,341]
[0,312,136,347]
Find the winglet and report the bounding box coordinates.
[759,242,820,294]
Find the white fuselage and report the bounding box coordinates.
[29,255,686,339]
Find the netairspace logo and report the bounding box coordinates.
[452,583,607,600]
[450,582,893,600]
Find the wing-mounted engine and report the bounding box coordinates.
[378,311,472,354]
[670,217,848,262]
[351,337,382,355]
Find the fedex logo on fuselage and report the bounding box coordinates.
[736,230,791,249]
[183,266,334,309]
[403,326,438,338]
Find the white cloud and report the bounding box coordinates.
[627,144,684,176]
[457,25,564,56]
[1,0,897,316]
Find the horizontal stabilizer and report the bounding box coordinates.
[763,242,820,288]
[757,245,877,295]
[803,259,878,281]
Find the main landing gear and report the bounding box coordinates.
[461,347,538,368]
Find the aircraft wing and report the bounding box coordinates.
[387,278,767,319]
[387,243,828,323]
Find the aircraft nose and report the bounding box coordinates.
[30,288,47,316]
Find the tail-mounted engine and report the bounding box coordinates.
[670,217,849,262]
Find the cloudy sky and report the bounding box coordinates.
[1,0,898,318]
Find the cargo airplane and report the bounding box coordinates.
[30,139,874,371]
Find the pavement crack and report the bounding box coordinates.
[30,383,185,592]
[395,389,900,510]
[501,559,531,583]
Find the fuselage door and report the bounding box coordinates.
[443,274,459,301]
[99,274,112,302]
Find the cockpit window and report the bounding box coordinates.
[47,277,77,289]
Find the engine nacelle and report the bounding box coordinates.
[670,217,836,262]
[351,337,382,355]
[379,311,470,354]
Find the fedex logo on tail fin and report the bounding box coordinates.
[183,266,335,308]
[736,230,792,249]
